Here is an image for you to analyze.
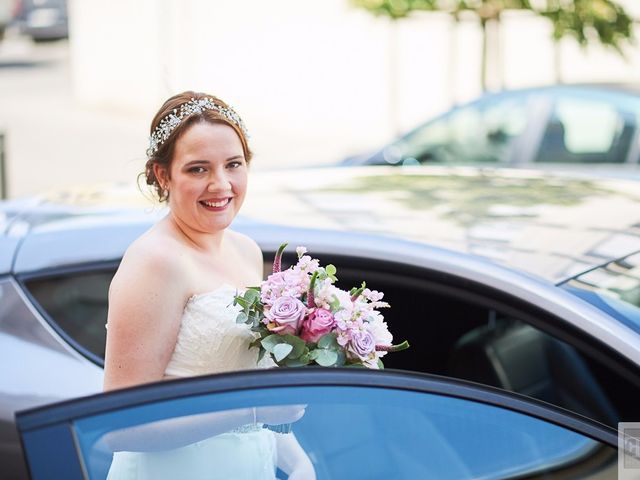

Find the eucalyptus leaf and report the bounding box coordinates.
[236,312,248,324]
[315,349,338,367]
[244,289,259,304]
[281,334,306,359]
[261,334,284,353]
[334,350,346,367]
[308,349,320,361]
[377,358,385,369]
[234,297,249,309]
[257,348,266,363]
[273,343,294,362]
[317,332,338,349]
[284,357,308,367]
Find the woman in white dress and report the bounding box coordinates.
[103,91,315,479]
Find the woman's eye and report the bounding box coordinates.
[228,161,242,169]
[189,167,206,174]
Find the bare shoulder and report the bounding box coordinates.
[110,229,189,303]
[227,230,263,277]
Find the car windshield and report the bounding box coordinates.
[560,250,640,334]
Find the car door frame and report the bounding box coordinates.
[15,369,620,480]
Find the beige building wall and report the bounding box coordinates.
[66,0,640,170]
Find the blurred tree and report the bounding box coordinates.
[539,0,636,82]
[352,0,635,89]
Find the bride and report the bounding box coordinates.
[103,92,315,479]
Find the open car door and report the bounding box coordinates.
[16,369,620,479]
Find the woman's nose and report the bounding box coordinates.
[207,171,231,191]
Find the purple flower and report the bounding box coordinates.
[300,308,336,343]
[348,330,375,361]
[265,296,307,335]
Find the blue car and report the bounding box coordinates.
[4,166,640,478]
[342,85,640,177]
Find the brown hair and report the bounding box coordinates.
[143,91,252,202]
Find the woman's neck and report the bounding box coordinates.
[166,213,225,253]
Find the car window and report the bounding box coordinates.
[23,269,116,361]
[392,96,529,166]
[534,97,636,164]
[330,260,640,429]
[60,380,616,479]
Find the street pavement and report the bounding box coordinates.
[0,29,147,198]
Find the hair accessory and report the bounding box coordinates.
[146,97,249,158]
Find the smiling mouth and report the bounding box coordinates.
[199,198,231,208]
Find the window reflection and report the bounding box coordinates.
[71,386,616,479]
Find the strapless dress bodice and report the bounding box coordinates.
[164,283,276,377]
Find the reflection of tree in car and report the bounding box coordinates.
[321,173,618,226]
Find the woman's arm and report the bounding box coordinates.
[103,243,186,391]
[276,433,317,480]
[102,407,255,452]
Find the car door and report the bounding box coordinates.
[16,369,623,480]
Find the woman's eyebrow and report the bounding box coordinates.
[226,155,244,161]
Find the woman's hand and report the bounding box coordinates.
[255,404,306,425]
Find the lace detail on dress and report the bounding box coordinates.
[164,284,276,377]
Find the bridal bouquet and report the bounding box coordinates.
[234,244,409,369]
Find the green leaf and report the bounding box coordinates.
[325,264,338,281]
[257,348,266,363]
[273,343,294,362]
[345,363,366,368]
[261,334,284,353]
[280,334,306,359]
[334,350,346,367]
[244,289,259,304]
[284,357,309,367]
[317,332,338,349]
[235,312,248,324]
[308,349,320,361]
[315,349,338,367]
[234,297,250,309]
[377,358,385,369]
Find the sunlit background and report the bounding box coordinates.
[0,0,639,197]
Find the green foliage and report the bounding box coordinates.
[539,0,635,55]
[352,0,634,53]
[325,264,338,282]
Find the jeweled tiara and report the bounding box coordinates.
[146,97,249,158]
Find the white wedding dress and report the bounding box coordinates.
[106,284,278,480]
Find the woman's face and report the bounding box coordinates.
[157,121,248,234]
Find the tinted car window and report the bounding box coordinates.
[69,383,615,479]
[391,96,529,165]
[534,97,636,164]
[24,269,115,360]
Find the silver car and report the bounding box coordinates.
[3,166,640,478]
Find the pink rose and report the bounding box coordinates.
[300,308,336,343]
[265,296,306,335]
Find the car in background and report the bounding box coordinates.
[4,166,640,477]
[0,0,19,40]
[12,0,67,42]
[342,85,640,177]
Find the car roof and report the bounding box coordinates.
[3,167,640,283]
[240,166,640,282]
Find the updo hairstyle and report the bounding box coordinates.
[143,91,252,202]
